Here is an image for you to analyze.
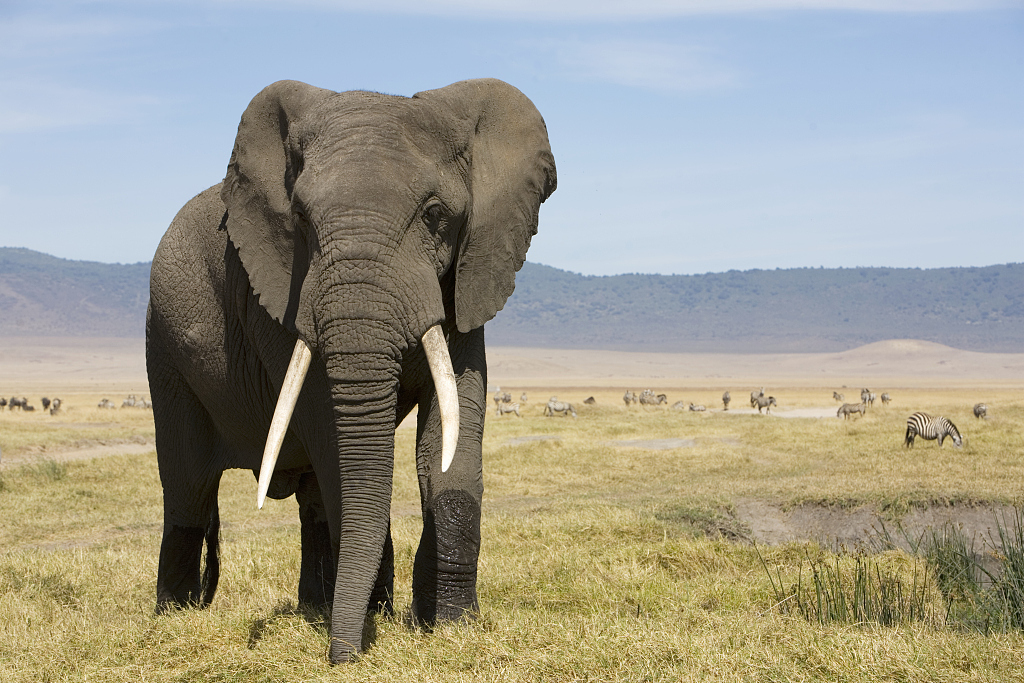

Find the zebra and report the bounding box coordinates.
[754,395,776,414]
[722,391,731,410]
[495,401,521,418]
[623,391,637,406]
[833,391,845,403]
[860,389,876,407]
[904,412,962,448]
[49,397,62,415]
[837,402,866,420]
[671,401,686,410]
[520,392,528,404]
[583,396,595,404]
[493,390,512,411]
[880,392,891,405]
[750,388,764,407]
[544,397,576,417]
[688,403,706,412]
[639,390,667,406]
[973,403,988,419]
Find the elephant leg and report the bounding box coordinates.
[296,471,334,609]
[411,326,485,625]
[151,372,224,613]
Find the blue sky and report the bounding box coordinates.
[1,0,1021,276]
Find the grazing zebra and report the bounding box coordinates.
[688,403,706,412]
[495,402,521,418]
[833,391,844,403]
[623,391,637,406]
[904,412,962,448]
[544,397,576,417]
[722,391,730,410]
[880,392,891,405]
[837,402,866,420]
[973,403,988,419]
[754,395,777,414]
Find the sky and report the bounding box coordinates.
[0,0,1021,276]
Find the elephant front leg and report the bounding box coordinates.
[411,326,485,625]
[296,472,394,615]
[296,472,335,609]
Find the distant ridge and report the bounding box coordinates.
[0,248,1021,352]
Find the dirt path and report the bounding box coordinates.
[0,439,155,468]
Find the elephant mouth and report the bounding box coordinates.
[255,324,460,509]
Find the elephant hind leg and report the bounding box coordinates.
[156,499,221,611]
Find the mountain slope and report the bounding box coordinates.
[1,248,1021,352]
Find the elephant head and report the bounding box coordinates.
[216,79,555,661]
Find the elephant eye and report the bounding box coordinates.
[422,200,447,229]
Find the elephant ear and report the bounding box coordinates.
[221,80,333,327]
[415,79,557,333]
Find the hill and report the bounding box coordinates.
[488,262,1024,352]
[0,248,1021,352]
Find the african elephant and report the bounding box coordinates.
[146,78,556,663]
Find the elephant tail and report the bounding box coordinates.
[200,504,221,607]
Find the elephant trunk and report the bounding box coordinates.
[255,324,459,508]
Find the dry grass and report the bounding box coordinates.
[1,385,1022,680]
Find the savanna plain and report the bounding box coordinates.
[2,338,1024,682]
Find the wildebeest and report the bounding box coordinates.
[722,391,730,410]
[837,402,866,420]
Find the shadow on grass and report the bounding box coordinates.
[246,601,330,649]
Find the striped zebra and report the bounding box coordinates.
[623,391,637,406]
[904,412,962,448]
[544,397,576,417]
[833,391,844,403]
[880,393,891,405]
[754,395,776,414]
[722,391,730,410]
[973,403,988,419]
[837,402,865,420]
[495,402,521,418]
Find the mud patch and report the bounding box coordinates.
[733,499,1019,551]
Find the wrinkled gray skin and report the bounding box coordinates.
[146,79,555,663]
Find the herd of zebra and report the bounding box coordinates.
[491,385,989,448]
[1,396,63,415]
[835,388,891,420]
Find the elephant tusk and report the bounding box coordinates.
[421,324,459,473]
[257,338,312,509]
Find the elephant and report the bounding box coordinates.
[146,78,556,663]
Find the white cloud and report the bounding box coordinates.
[548,39,737,92]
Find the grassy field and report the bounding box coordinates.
[1,387,1023,681]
